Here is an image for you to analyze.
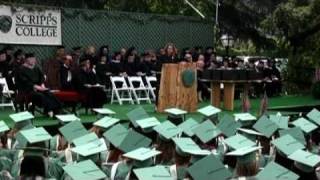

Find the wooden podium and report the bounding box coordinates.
[157,63,198,112]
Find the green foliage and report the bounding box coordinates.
[312,81,320,99]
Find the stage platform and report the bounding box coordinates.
[0,95,319,128]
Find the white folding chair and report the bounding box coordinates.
[128,76,151,104]
[145,76,157,101]
[0,78,15,110]
[110,76,134,105]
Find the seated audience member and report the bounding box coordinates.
[120,47,127,61]
[43,46,65,90]
[84,45,99,67]
[71,46,82,68]
[60,55,74,90]
[197,60,210,101]
[182,53,193,63]
[98,45,111,62]
[72,57,107,109]
[15,53,61,117]
[0,50,9,78]
[123,53,139,76]
[110,52,124,76]
[95,55,112,88]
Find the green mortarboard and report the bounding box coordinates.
[217,114,241,137]
[178,118,199,137]
[123,147,161,161]
[0,120,9,133]
[237,128,263,141]
[133,165,173,180]
[256,161,299,180]
[271,134,305,156]
[118,130,152,153]
[269,114,289,129]
[188,154,232,180]
[153,121,181,140]
[59,121,88,143]
[63,159,106,180]
[193,120,221,143]
[92,108,116,115]
[93,116,120,129]
[234,113,256,121]
[71,138,107,157]
[136,117,161,131]
[173,137,201,156]
[127,107,149,128]
[291,117,317,134]
[17,127,52,148]
[306,108,320,125]
[9,111,34,122]
[279,127,306,145]
[9,111,33,129]
[103,123,128,147]
[253,115,278,138]
[223,134,256,150]
[288,149,320,172]
[55,114,80,123]
[226,146,261,164]
[72,132,99,146]
[164,108,187,116]
[197,105,221,117]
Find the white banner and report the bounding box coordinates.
[0,5,62,45]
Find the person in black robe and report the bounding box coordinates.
[60,55,74,90]
[109,52,125,76]
[0,50,9,78]
[15,53,61,116]
[72,57,107,110]
[155,43,180,106]
[95,55,112,89]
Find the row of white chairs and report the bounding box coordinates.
[110,76,157,105]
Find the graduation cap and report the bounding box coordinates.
[197,105,221,117]
[193,120,221,144]
[188,154,232,180]
[55,114,80,123]
[223,134,256,150]
[253,115,278,138]
[271,134,305,156]
[226,146,261,164]
[103,123,128,148]
[256,161,299,180]
[127,107,149,128]
[153,121,181,141]
[63,159,106,180]
[0,120,9,134]
[133,165,173,180]
[164,108,187,116]
[16,127,52,150]
[93,108,115,115]
[306,108,320,125]
[279,127,306,145]
[59,121,88,143]
[71,138,107,157]
[178,118,199,137]
[93,116,120,130]
[123,147,161,168]
[269,114,289,129]
[237,128,264,141]
[288,149,320,173]
[173,137,202,157]
[135,117,161,132]
[291,117,317,134]
[117,130,152,153]
[72,132,99,147]
[234,113,257,127]
[9,111,34,129]
[217,114,241,137]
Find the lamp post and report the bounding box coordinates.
[221,34,234,57]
